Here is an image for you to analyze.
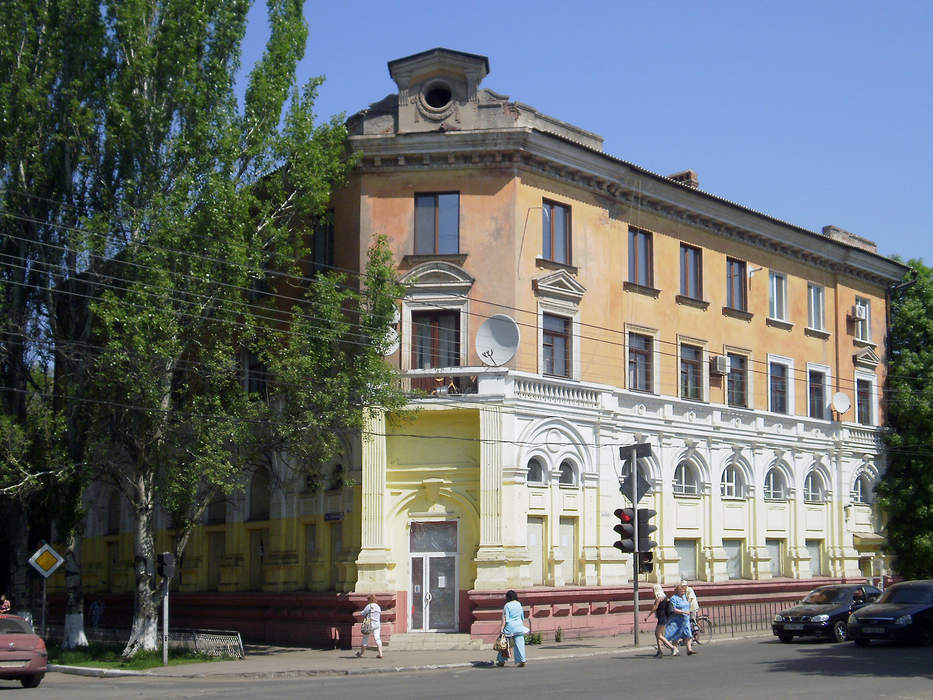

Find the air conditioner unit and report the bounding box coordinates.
[710,355,731,375]
[852,304,867,320]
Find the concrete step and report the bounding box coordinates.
[387,632,491,651]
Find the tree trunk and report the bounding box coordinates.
[9,504,31,622]
[62,528,88,648]
[122,486,159,658]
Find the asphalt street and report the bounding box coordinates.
[8,636,933,699]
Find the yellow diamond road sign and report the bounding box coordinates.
[28,544,64,579]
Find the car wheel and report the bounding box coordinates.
[20,674,43,689]
[854,637,871,647]
[831,620,848,643]
[778,633,794,643]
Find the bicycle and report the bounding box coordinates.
[677,614,713,646]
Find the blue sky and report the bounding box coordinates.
[244,0,932,267]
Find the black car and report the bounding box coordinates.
[848,579,933,646]
[772,584,881,643]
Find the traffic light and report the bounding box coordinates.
[612,508,636,553]
[637,508,658,551]
[157,552,175,579]
[638,552,654,574]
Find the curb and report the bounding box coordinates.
[49,631,774,680]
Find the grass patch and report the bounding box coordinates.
[48,642,227,670]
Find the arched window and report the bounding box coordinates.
[803,471,825,503]
[720,465,745,498]
[107,491,121,535]
[763,468,786,500]
[853,474,873,504]
[527,458,545,484]
[249,470,271,521]
[673,460,699,495]
[558,460,577,486]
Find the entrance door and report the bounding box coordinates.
[675,539,697,580]
[806,539,823,576]
[722,539,743,579]
[527,516,545,585]
[559,517,576,584]
[766,538,784,577]
[409,521,458,631]
[249,529,267,591]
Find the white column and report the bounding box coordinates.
[355,409,393,592]
[474,406,509,589]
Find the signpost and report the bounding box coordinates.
[618,443,652,646]
[27,544,64,637]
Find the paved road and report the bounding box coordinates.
[10,636,933,699]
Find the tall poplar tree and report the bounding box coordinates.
[876,260,933,578]
[3,0,406,657]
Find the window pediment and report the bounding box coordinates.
[532,269,586,303]
[853,346,880,369]
[401,261,474,296]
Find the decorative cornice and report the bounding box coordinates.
[349,129,908,287]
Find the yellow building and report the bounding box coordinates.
[78,48,906,645]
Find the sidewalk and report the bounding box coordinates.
[50,631,770,680]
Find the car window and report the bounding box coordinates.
[0,619,32,634]
[801,587,847,604]
[877,587,933,605]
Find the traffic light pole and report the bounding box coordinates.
[162,577,169,666]
[625,445,640,647]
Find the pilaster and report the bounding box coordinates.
[474,406,508,589]
[355,409,393,592]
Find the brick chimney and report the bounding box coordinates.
[822,226,878,253]
[668,169,699,188]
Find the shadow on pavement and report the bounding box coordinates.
[756,638,933,680]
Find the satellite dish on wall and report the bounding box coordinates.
[832,392,851,415]
[380,328,400,357]
[475,314,520,366]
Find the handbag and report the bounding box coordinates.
[493,633,510,652]
[361,614,373,636]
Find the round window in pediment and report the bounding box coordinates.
[418,80,455,120]
[424,84,452,109]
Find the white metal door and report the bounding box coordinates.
[527,517,545,585]
[409,521,458,631]
[722,539,743,579]
[675,539,698,580]
[765,538,783,577]
[559,517,576,585]
[806,539,823,576]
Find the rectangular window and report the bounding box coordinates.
[808,283,825,330]
[628,227,653,287]
[680,244,702,299]
[855,297,871,341]
[542,200,571,265]
[770,362,788,413]
[726,258,747,311]
[310,210,334,274]
[411,310,460,369]
[769,272,787,320]
[542,313,570,377]
[856,378,873,425]
[628,333,653,392]
[808,370,826,419]
[414,193,459,255]
[727,353,748,408]
[680,344,703,401]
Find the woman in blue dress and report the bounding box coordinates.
[496,590,530,667]
[664,583,698,655]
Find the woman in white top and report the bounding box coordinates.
[356,594,383,658]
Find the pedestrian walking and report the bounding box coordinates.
[496,590,529,667]
[681,579,700,622]
[355,594,383,659]
[665,583,698,655]
[645,584,677,657]
[0,594,10,614]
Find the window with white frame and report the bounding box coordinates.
[769,271,787,321]
[769,361,789,414]
[720,464,745,498]
[852,474,873,504]
[527,458,545,484]
[558,460,577,486]
[680,343,703,401]
[808,283,825,330]
[804,471,825,503]
[763,468,786,500]
[808,368,827,419]
[628,332,653,392]
[673,460,700,495]
[854,297,871,341]
[727,353,749,408]
[542,313,571,378]
[856,376,874,425]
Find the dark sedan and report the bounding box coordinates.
[0,615,47,688]
[848,579,933,646]
[772,584,880,643]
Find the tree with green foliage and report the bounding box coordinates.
[3,0,406,657]
[876,259,933,579]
